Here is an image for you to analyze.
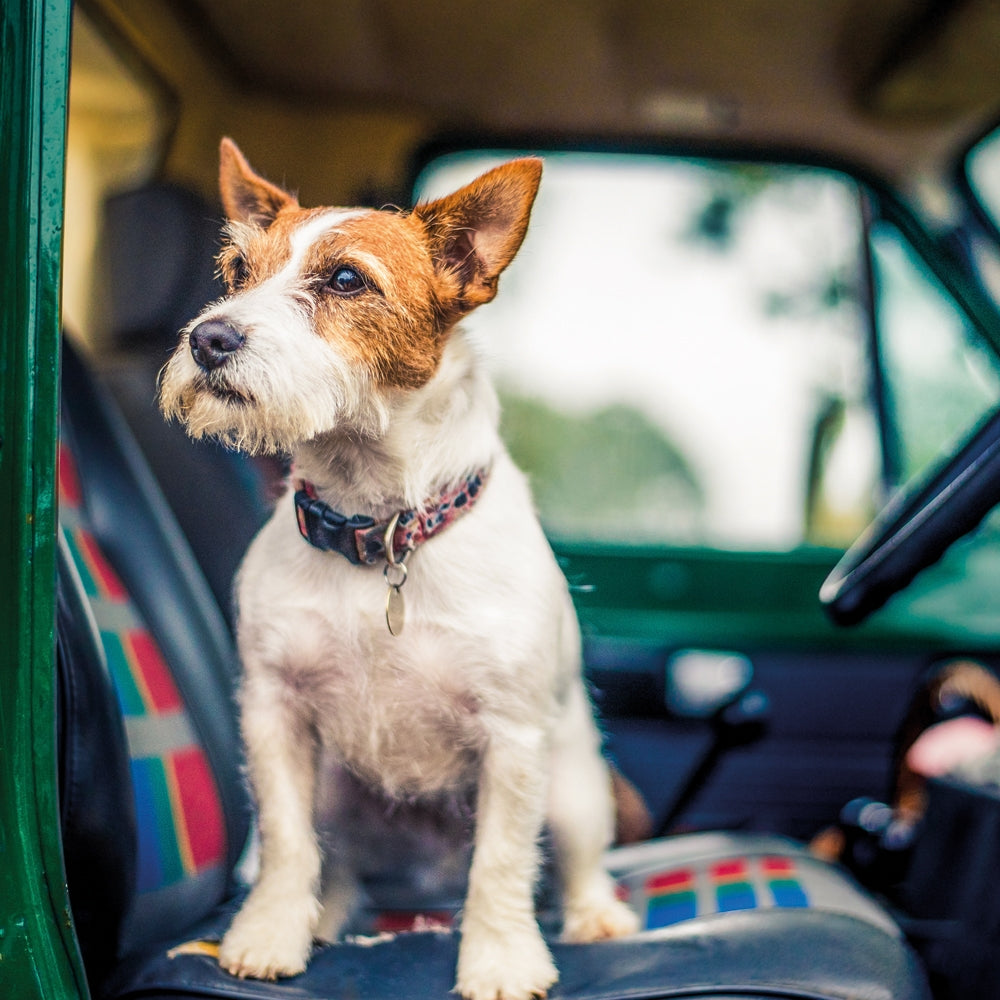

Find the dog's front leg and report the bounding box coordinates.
[548,679,639,942]
[219,668,322,980]
[456,724,558,1000]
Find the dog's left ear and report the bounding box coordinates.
[415,158,542,311]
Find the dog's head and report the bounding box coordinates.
[159,138,541,454]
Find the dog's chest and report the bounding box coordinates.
[307,624,491,800]
[238,460,562,802]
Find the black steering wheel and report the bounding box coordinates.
[821,403,1000,626]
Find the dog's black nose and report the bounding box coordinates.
[189,320,245,371]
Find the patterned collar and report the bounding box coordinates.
[292,467,489,565]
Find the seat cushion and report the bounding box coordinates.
[107,910,928,1000]
[103,834,928,1000]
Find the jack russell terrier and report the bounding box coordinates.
[159,138,638,1000]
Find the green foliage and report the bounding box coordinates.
[684,162,862,324]
[499,389,704,541]
[683,162,776,250]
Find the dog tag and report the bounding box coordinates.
[382,512,409,636]
[385,583,405,636]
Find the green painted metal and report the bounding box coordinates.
[557,539,1000,651]
[0,0,87,997]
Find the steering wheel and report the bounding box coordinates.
[820,403,1000,626]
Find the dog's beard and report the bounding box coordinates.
[158,339,391,455]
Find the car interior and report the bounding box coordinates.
[13,0,1000,998]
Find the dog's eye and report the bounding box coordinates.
[227,254,251,290]
[327,265,368,296]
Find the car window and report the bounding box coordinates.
[967,126,1000,231]
[415,152,880,550]
[64,9,172,341]
[870,219,1000,484]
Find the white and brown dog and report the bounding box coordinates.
[160,138,638,1000]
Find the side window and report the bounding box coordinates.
[870,220,1000,484]
[416,152,881,550]
[65,9,172,342]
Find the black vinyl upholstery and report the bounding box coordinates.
[107,906,927,1000]
[61,339,250,873]
[59,337,251,969]
[97,184,223,357]
[56,533,137,986]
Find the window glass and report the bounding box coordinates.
[871,220,1000,484]
[967,127,1000,231]
[65,9,172,342]
[416,152,880,549]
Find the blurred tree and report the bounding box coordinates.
[499,390,704,541]
[682,163,773,250]
[683,163,863,324]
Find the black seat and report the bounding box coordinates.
[58,336,251,972]
[57,336,930,1000]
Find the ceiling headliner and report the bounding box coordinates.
[88,0,1000,199]
[182,0,1000,154]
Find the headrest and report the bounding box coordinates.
[99,183,224,353]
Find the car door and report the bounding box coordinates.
[414,148,1000,840]
[1,1,87,998]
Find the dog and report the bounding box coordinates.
[159,138,639,1000]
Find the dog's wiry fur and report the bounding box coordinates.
[160,138,638,1000]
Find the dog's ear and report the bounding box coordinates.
[219,137,298,227]
[415,158,542,311]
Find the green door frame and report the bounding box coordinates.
[1,0,88,996]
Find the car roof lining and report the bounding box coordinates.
[75,0,1000,206]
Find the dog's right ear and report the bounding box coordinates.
[219,137,298,227]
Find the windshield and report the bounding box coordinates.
[416,152,878,550]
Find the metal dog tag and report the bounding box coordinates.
[382,512,409,636]
[385,582,405,636]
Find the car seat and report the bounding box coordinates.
[57,336,930,999]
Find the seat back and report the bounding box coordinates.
[56,531,137,985]
[58,337,251,980]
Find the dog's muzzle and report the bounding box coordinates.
[189,319,245,371]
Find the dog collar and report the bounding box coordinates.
[293,467,489,565]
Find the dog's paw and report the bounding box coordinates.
[563,895,639,943]
[218,888,320,980]
[455,922,558,1000]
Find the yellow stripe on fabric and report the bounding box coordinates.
[163,752,196,877]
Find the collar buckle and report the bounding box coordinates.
[294,488,375,564]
